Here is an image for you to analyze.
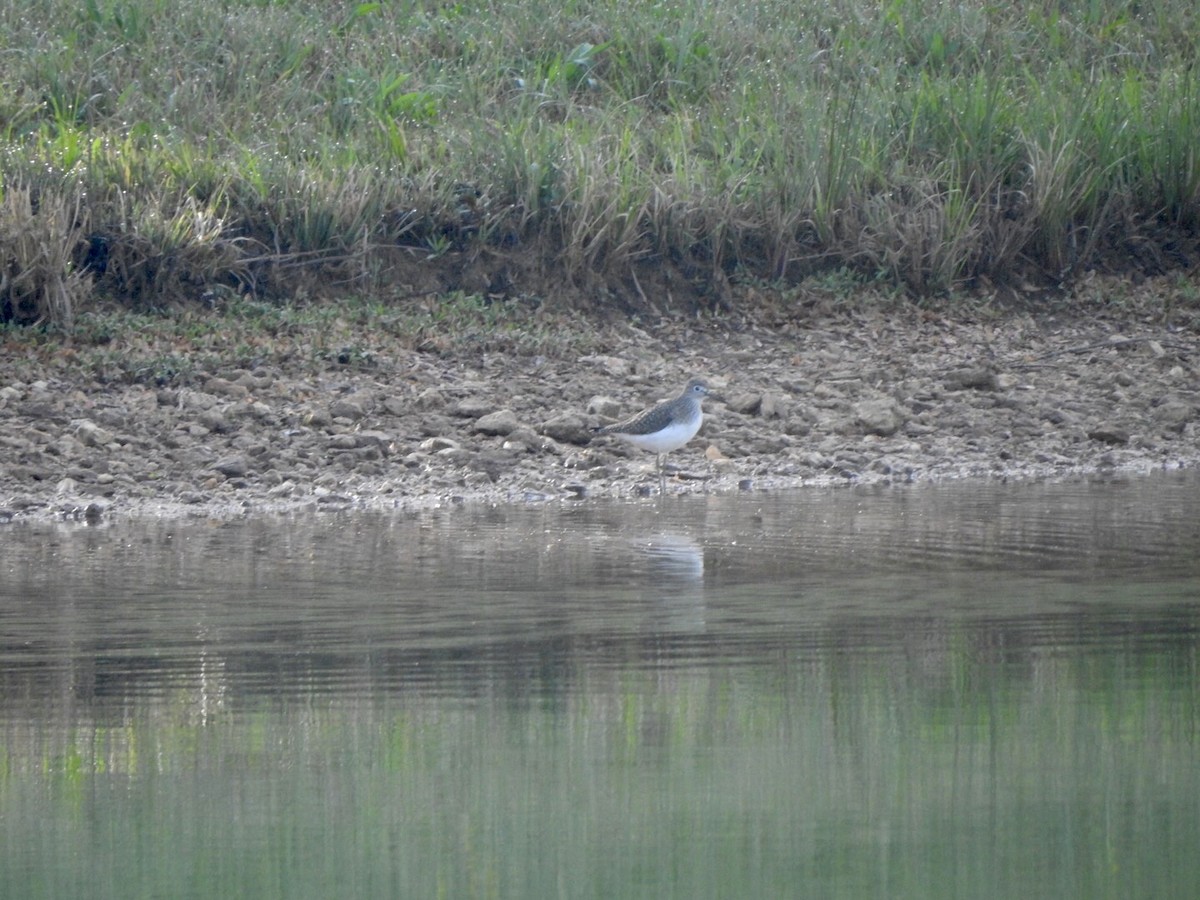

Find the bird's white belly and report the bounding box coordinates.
[617,417,702,454]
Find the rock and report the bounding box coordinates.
[474,409,520,435]
[198,409,231,433]
[436,447,472,465]
[181,391,218,412]
[539,413,591,444]
[1087,425,1130,445]
[413,388,445,410]
[451,397,495,418]
[415,414,453,437]
[463,470,493,487]
[759,392,788,418]
[579,354,635,377]
[239,401,275,421]
[420,437,461,452]
[725,392,762,415]
[302,407,333,428]
[854,399,904,437]
[329,397,366,420]
[19,400,61,418]
[73,420,114,448]
[470,452,517,481]
[233,371,267,391]
[944,368,999,391]
[356,431,395,453]
[213,455,250,478]
[204,377,249,399]
[94,409,127,430]
[504,426,554,454]
[586,395,623,418]
[812,382,848,401]
[49,435,83,457]
[1041,405,1080,427]
[1154,400,1194,432]
[506,425,542,445]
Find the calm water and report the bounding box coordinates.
[2,473,1199,898]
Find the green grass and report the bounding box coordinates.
[1,0,1198,327]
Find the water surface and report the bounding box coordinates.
[2,473,1198,898]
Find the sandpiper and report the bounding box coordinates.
[593,378,710,491]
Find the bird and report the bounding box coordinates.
[593,378,710,492]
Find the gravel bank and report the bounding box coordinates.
[2,303,1197,523]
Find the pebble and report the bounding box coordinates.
[539,413,590,444]
[74,420,114,448]
[853,399,904,437]
[473,409,520,435]
[213,455,250,478]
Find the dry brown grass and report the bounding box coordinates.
[0,184,92,329]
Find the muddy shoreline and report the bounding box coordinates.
[2,301,1198,524]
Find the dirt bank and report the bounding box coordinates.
[2,291,1198,524]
